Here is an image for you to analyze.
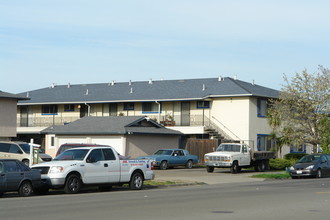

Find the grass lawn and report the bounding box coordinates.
[251,172,291,179]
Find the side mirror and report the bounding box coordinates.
[86,157,97,163]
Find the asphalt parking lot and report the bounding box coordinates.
[153,167,268,185]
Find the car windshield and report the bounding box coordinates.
[216,144,241,152]
[154,150,173,155]
[54,149,89,161]
[298,155,321,163]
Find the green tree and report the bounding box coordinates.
[268,66,330,153]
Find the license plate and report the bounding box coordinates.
[296,170,302,174]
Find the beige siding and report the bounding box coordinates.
[0,99,17,137]
[125,135,180,158]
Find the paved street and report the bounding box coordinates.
[1,177,330,220]
[1,168,330,220]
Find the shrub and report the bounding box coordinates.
[284,153,307,161]
[269,158,295,170]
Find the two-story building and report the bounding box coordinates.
[0,91,29,141]
[16,77,280,157]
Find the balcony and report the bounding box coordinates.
[17,116,80,127]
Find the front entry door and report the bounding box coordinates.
[181,102,190,126]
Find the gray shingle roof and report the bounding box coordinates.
[17,77,279,105]
[41,116,182,136]
[0,91,30,100]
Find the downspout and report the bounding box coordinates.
[155,101,161,123]
[85,103,91,116]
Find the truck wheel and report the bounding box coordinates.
[160,161,168,170]
[231,161,240,174]
[186,160,193,169]
[129,172,144,190]
[259,161,266,172]
[64,174,82,194]
[19,181,33,197]
[206,166,214,173]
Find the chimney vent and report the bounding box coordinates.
[202,84,206,91]
[129,80,132,86]
[149,79,153,84]
[85,89,89,95]
[130,88,133,93]
[68,83,71,88]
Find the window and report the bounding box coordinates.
[0,143,10,153]
[290,144,306,153]
[42,104,58,114]
[123,103,134,111]
[64,104,75,112]
[197,101,210,109]
[103,149,116,160]
[88,149,104,162]
[5,161,18,172]
[257,99,268,117]
[9,144,22,154]
[257,134,273,151]
[142,102,161,113]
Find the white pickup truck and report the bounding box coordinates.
[31,146,155,194]
[204,143,276,174]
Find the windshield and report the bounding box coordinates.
[216,144,241,152]
[298,155,321,163]
[54,149,89,161]
[154,150,173,155]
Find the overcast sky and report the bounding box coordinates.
[1,0,330,93]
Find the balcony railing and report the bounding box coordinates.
[17,116,80,127]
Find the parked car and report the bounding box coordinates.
[289,154,330,178]
[0,141,52,166]
[56,143,129,159]
[137,149,199,170]
[0,159,42,197]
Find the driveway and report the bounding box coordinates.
[153,167,267,185]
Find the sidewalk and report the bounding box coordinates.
[153,167,267,185]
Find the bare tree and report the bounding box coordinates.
[268,66,330,153]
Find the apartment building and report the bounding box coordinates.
[16,77,280,156]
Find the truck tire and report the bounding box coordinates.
[256,160,266,172]
[206,166,214,173]
[160,161,168,170]
[231,161,240,174]
[18,181,33,197]
[64,174,82,194]
[186,160,193,169]
[129,172,144,190]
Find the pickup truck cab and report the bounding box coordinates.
[204,143,275,174]
[31,146,155,194]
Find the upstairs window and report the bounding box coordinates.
[257,98,268,117]
[123,103,134,111]
[197,101,210,109]
[142,102,161,113]
[42,104,58,115]
[64,104,75,112]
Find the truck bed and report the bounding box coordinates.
[252,151,276,160]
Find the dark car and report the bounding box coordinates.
[0,159,42,197]
[289,154,330,178]
[137,149,199,170]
